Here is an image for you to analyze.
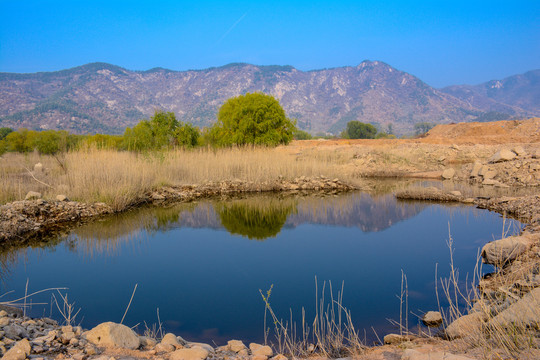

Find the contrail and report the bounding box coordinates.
[216,12,248,44]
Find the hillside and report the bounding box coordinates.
[441,69,540,118]
[0,61,537,135]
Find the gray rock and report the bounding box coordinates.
[481,235,535,266]
[422,311,443,327]
[442,168,456,180]
[4,325,28,340]
[445,312,486,339]
[490,287,540,328]
[24,191,42,200]
[170,347,209,360]
[84,322,140,349]
[489,149,516,163]
[187,342,214,353]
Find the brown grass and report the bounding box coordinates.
[0,147,357,210]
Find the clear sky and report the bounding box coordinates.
[0,0,538,87]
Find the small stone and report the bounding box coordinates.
[249,343,273,357]
[470,162,482,177]
[56,194,69,202]
[512,146,526,156]
[139,336,157,348]
[270,354,288,360]
[161,333,183,349]
[449,191,462,197]
[483,170,497,180]
[0,310,7,317]
[238,349,249,356]
[34,163,43,172]
[25,191,42,201]
[155,343,175,353]
[186,342,213,353]
[422,311,443,327]
[84,322,140,349]
[489,149,516,163]
[442,168,455,180]
[383,333,415,344]
[0,318,10,327]
[227,340,247,353]
[170,347,209,360]
[482,179,496,185]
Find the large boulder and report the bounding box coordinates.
[445,312,486,339]
[489,149,516,163]
[481,235,535,266]
[84,322,140,349]
[227,340,247,353]
[490,287,540,328]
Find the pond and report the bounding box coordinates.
[0,186,522,345]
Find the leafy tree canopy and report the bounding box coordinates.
[343,121,377,139]
[211,93,296,146]
[123,110,200,151]
[0,127,13,140]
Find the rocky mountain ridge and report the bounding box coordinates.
[0,61,537,135]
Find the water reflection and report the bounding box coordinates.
[217,197,296,240]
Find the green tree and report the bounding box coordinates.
[294,129,312,140]
[174,122,200,148]
[4,129,34,153]
[210,93,296,146]
[34,130,63,155]
[343,121,377,139]
[0,127,13,140]
[123,110,200,150]
[414,122,434,135]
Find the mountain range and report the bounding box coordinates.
[0,61,538,135]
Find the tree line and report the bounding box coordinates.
[0,92,436,156]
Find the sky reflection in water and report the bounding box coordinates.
[0,191,520,345]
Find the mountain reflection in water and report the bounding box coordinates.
[68,192,427,254]
[0,189,521,345]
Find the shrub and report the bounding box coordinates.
[342,121,377,139]
[210,93,296,146]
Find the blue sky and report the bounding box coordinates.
[0,0,538,87]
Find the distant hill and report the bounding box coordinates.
[0,61,537,135]
[441,70,540,120]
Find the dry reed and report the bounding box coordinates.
[0,146,355,210]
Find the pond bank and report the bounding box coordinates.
[0,176,354,244]
[0,189,538,359]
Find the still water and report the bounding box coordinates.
[0,189,520,344]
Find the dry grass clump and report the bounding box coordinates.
[260,280,366,358]
[437,233,540,359]
[0,147,353,210]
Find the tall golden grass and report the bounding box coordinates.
[0,146,356,210]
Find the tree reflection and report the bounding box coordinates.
[217,197,296,240]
